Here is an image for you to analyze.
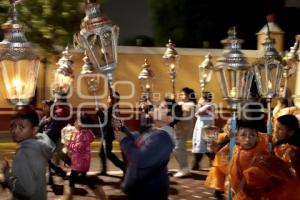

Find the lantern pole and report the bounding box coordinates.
[80,52,106,156]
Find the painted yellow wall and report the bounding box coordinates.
[0,46,297,110]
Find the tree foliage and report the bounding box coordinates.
[0,0,86,55]
[148,0,297,49]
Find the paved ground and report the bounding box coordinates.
[0,139,218,200]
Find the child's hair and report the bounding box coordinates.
[276,114,300,147]
[181,87,197,104]
[164,97,183,127]
[202,91,213,102]
[237,119,258,132]
[277,114,299,133]
[278,97,289,107]
[12,107,39,127]
[79,112,94,127]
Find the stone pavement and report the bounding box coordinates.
[0,139,218,200]
[0,170,217,200]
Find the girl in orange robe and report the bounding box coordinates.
[229,120,300,200]
[273,114,300,181]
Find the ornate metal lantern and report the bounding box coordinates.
[253,26,285,151]
[0,0,40,107]
[138,59,155,101]
[294,35,300,108]
[215,27,253,107]
[52,46,74,97]
[199,53,214,92]
[74,0,119,86]
[253,32,284,100]
[281,36,299,98]
[162,39,179,98]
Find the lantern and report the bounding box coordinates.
[74,0,119,86]
[253,26,284,147]
[52,46,74,97]
[281,36,300,98]
[214,27,253,200]
[138,59,155,101]
[162,39,179,98]
[215,27,253,106]
[0,0,40,107]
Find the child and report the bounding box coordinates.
[1,108,55,200]
[273,114,300,181]
[229,120,300,200]
[191,91,215,171]
[63,113,106,200]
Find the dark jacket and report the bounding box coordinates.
[97,107,115,141]
[120,128,174,200]
[45,105,70,143]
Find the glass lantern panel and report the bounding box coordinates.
[199,67,212,83]
[229,70,238,98]
[0,59,39,105]
[240,70,254,99]
[82,27,118,71]
[255,63,267,96]
[216,68,229,97]
[268,63,283,97]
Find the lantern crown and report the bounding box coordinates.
[138,59,155,80]
[162,39,179,61]
[217,27,250,70]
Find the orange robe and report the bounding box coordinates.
[205,131,229,191]
[229,140,300,200]
[274,143,300,181]
[205,133,267,192]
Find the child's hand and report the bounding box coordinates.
[112,118,124,132]
[112,118,126,142]
[1,160,9,174]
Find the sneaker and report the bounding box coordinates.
[174,168,190,178]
